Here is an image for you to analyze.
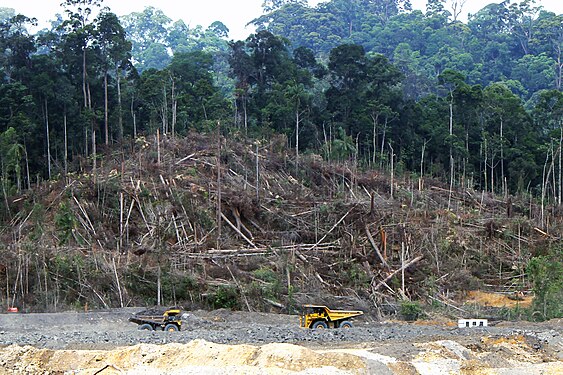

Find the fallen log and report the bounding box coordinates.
[372,255,424,291]
[220,212,258,248]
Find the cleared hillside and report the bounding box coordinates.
[0,131,561,318]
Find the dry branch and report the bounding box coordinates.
[311,205,356,250]
[372,255,423,291]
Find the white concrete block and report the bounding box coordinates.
[457,319,488,328]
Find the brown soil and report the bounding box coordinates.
[465,291,533,309]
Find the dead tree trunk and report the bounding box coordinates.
[104,71,109,145]
[44,98,51,180]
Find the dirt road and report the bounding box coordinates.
[0,308,561,374]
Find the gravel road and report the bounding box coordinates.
[0,308,560,357]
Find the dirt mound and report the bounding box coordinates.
[0,334,561,374]
[0,340,367,375]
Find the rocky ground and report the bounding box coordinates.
[0,308,561,374]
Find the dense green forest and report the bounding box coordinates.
[0,0,562,209]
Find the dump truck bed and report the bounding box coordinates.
[300,304,364,328]
[128,308,183,331]
[304,304,364,320]
[129,314,169,325]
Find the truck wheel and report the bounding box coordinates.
[164,324,179,332]
[311,321,328,329]
[138,323,153,331]
[339,321,353,329]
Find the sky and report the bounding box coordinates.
[2,0,563,41]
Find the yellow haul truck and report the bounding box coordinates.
[299,304,363,329]
[129,307,183,331]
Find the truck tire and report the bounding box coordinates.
[138,323,153,331]
[339,321,353,329]
[164,324,179,332]
[311,321,328,329]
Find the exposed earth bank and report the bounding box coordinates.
[0,309,561,374]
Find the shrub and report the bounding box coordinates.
[55,202,77,245]
[527,245,563,321]
[253,266,281,301]
[400,300,423,321]
[208,286,240,310]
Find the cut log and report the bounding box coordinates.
[366,225,390,269]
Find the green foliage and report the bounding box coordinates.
[345,262,371,289]
[54,202,77,245]
[208,285,240,310]
[253,266,278,283]
[253,266,282,301]
[496,305,530,321]
[400,300,423,321]
[47,253,92,308]
[29,203,46,241]
[527,245,563,321]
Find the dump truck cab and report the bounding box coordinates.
[299,304,363,329]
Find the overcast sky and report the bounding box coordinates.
[2,0,562,40]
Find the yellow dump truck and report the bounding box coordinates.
[129,307,183,331]
[299,304,363,329]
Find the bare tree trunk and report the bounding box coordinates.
[448,97,454,209]
[380,117,388,169]
[64,110,68,178]
[117,66,123,141]
[401,242,406,297]
[419,139,427,191]
[464,130,468,188]
[541,149,552,226]
[157,265,161,306]
[500,117,505,196]
[112,257,124,308]
[172,98,177,138]
[389,142,394,199]
[216,121,222,249]
[104,71,109,145]
[171,77,176,139]
[255,143,260,202]
[92,127,97,183]
[24,145,30,190]
[44,98,51,180]
[162,85,168,135]
[551,142,557,201]
[131,96,137,139]
[243,97,248,135]
[295,105,300,177]
[483,139,488,192]
[491,153,495,194]
[559,124,562,205]
[371,113,379,166]
[156,129,161,166]
[82,49,87,108]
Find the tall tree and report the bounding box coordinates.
[95,11,132,144]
